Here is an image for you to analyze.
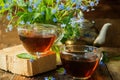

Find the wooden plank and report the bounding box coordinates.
[10,64,112,80]
[0,45,26,71]
[0,70,13,80]
[106,60,120,80]
[0,45,56,76]
[100,47,120,80]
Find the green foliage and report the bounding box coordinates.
[17,53,36,60]
[56,68,66,74]
[102,51,109,63]
[0,0,100,40]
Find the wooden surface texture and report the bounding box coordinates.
[0,64,112,80]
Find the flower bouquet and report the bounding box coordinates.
[0,0,100,62]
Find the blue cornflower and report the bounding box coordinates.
[90,1,95,7]
[99,61,105,67]
[58,4,64,10]
[70,17,76,22]
[66,6,70,11]
[88,46,93,51]
[70,18,76,27]
[33,3,38,8]
[77,17,84,23]
[84,33,91,37]
[56,0,59,3]
[76,5,80,9]
[26,21,30,24]
[44,77,48,80]
[6,15,11,20]
[29,59,34,62]
[53,18,57,22]
[71,0,76,3]
[51,9,57,14]
[41,11,45,15]
[20,21,25,25]
[80,6,87,11]
[28,7,32,12]
[4,4,9,8]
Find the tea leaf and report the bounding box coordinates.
[16,53,36,60]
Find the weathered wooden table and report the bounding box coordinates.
[1,47,120,80]
[0,63,112,80]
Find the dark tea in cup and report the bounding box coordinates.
[17,24,62,57]
[60,45,102,79]
[19,31,56,53]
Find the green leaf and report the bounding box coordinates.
[3,0,7,3]
[56,68,66,74]
[16,11,24,16]
[44,0,53,6]
[33,13,40,19]
[16,53,36,60]
[101,51,109,63]
[45,7,51,21]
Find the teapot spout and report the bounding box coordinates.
[93,23,112,46]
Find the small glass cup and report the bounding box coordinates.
[17,24,62,58]
[60,45,102,80]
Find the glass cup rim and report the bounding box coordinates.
[61,44,98,52]
[17,23,58,31]
[61,44,103,61]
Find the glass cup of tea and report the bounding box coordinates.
[17,24,62,58]
[60,45,103,80]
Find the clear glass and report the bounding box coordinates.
[17,24,62,58]
[60,45,102,80]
